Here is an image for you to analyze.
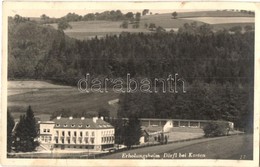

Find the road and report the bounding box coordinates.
[101,134,253,160]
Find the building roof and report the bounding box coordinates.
[49,117,113,129]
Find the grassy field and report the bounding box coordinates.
[175,10,254,18]
[50,20,150,40]
[212,22,255,31]
[102,134,253,159]
[181,17,254,24]
[8,81,119,121]
[47,10,254,40]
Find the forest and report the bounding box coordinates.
[8,16,254,132]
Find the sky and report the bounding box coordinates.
[5,2,256,18]
[9,9,211,18]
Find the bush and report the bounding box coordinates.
[203,121,230,137]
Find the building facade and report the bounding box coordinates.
[38,116,115,151]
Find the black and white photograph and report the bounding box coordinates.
[1,1,259,167]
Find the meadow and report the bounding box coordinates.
[181,17,254,24]
[48,10,254,40]
[8,81,120,121]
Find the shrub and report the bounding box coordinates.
[203,121,230,137]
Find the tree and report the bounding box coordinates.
[148,23,156,31]
[125,12,134,20]
[121,20,129,29]
[83,13,95,21]
[50,109,72,120]
[132,22,140,29]
[13,115,27,152]
[156,26,166,33]
[58,19,72,31]
[7,111,15,152]
[135,12,141,22]
[14,106,39,152]
[114,118,126,145]
[172,11,178,19]
[203,121,230,137]
[13,14,28,24]
[98,107,110,119]
[40,14,49,21]
[124,116,142,149]
[144,23,148,29]
[142,9,149,16]
[244,25,253,32]
[229,26,242,34]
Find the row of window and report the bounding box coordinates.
[56,124,112,128]
[101,136,114,143]
[41,136,52,142]
[56,131,95,137]
[101,130,114,136]
[55,145,95,149]
[43,129,50,133]
[56,137,95,144]
[56,124,91,128]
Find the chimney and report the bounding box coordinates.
[81,117,85,120]
[57,116,61,120]
[69,116,73,120]
[93,117,98,123]
[100,116,104,120]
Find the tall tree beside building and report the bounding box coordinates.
[13,115,27,152]
[7,111,15,152]
[124,116,142,149]
[25,106,39,150]
[14,106,39,152]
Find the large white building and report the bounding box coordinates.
[38,116,115,151]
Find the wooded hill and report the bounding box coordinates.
[8,16,254,132]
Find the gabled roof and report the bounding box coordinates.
[50,117,113,129]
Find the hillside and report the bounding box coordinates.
[7,11,254,132]
[46,10,254,40]
[8,81,119,121]
[8,18,75,79]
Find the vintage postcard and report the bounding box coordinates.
[1,1,259,167]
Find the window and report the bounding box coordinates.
[43,129,46,132]
[86,131,88,136]
[56,124,60,127]
[80,131,82,137]
[64,124,67,127]
[85,137,89,143]
[92,132,95,136]
[47,129,50,133]
[78,125,82,127]
[71,124,75,127]
[86,125,90,128]
[62,131,65,136]
[91,138,94,144]
[74,131,77,136]
[68,131,71,136]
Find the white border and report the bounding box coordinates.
[1,2,259,167]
